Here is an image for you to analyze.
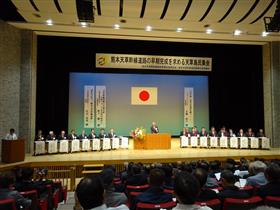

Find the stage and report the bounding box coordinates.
[3,138,279,167]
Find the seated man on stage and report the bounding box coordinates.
[246,128,255,137]
[79,129,88,140]
[218,126,228,137]
[228,129,236,137]
[108,128,117,138]
[46,131,56,140]
[209,126,217,137]
[256,129,265,137]
[180,127,190,137]
[88,128,96,139]
[191,126,199,136]
[237,128,245,137]
[5,128,18,140]
[151,122,159,134]
[99,128,107,139]
[35,130,44,141]
[200,127,208,137]
[58,130,67,140]
[68,129,78,140]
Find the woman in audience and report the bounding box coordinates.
[246,161,268,186]
[173,171,211,210]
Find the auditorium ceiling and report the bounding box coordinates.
[2,0,280,44]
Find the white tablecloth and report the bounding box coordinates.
[180,136,189,147]
[120,137,129,149]
[230,137,238,148]
[47,140,58,153]
[210,137,218,148]
[199,136,208,147]
[59,140,69,153]
[81,139,91,151]
[92,138,101,151]
[102,138,111,150]
[112,138,120,149]
[240,137,249,149]
[34,141,46,155]
[71,140,80,152]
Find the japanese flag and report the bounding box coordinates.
[131,87,158,105]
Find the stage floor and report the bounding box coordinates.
[21,138,280,165]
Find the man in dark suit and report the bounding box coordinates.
[58,130,67,140]
[35,130,44,141]
[180,127,190,137]
[258,163,280,197]
[151,122,159,134]
[200,127,208,137]
[191,126,199,136]
[209,126,217,137]
[218,126,228,137]
[132,168,173,210]
[236,129,245,137]
[79,130,88,140]
[88,128,96,139]
[245,128,255,137]
[0,171,31,209]
[99,128,106,139]
[218,170,250,201]
[46,131,56,140]
[126,164,148,186]
[256,129,265,137]
[68,129,78,140]
[108,128,117,138]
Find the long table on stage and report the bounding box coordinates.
[134,133,171,150]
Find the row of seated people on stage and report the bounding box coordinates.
[180,126,266,138]
[74,158,280,210]
[0,167,65,210]
[35,128,117,141]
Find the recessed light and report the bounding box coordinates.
[262,31,269,37]
[234,29,241,36]
[114,24,120,29]
[46,19,53,26]
[80,22,88,27]
[176,28,183,32]
[145,25,152,31]
[206,28,213,34]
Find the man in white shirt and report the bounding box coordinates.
[173,172,212,210]
[76,175,129,210]
[5,128,17,140]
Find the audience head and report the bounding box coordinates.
[209,160,220,172]
[265,163,280,182]
[221,170,236,187]
[149,168,165,187]
[162,164,173,178]
[193,168,208,188]
[76,175,104,210]
[249,161,267,175]
[0,171,15,188]
[100,168,114,189]
[197,160,209,171]
[21,167,34,181]
[131,164,141,175]
[174,171,200,204]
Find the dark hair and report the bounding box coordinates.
[0,171,15,188]
[197,160,209,171]
[10,128,15,133]
[100,168,114,189]
[76,175,104,209]
[221,170,235,184]
[162,164,173,178]
[209,161,220,171]
[265,163,280,182]
[193,168,208,188]
[174,172,200,204]
[21,168,34,181]
[149,168,165,187]
[132,164,141,175]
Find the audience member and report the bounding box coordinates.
[126,164,147,186]
[5,128,17,140]
[173,171,212,210]
[161,164,174,189]
[76,175,128,210]
[247,161,267,186]
[0,171,31,209]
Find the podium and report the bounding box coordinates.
[134,133,171,150]
[2,139,25,163]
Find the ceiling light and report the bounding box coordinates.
[262,31,269,37]
[176,28,183,32]
[206,28,213,34]
[80,22,88,27]
[234,29,242,36]
[113,24,120,29]
[145,25,152,32]
[46,19,53,26]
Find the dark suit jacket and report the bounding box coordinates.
[88,133,96,139]
[46,135,56,140]
[245,132,255,137]
[191,131,199,136]
[132,187,173,210]
[34,135,44,141]
[180,131,190,136]
[57,135,67,140]
[0,188,31,209]
[218,186,250,201]
[68,134,78,140]
[196,188,218,202]
[99,133,106,139]
[151,126,159,134]
[209,131,217,137]
[108,133,117,138]
[236,133,245,137]
[200,131,208,137]
[218,131,228,137]
[15,180,47,197]
[256,132,265,137]
[126,174,148,186]
[78,134,88,140]
[257,181,280,197]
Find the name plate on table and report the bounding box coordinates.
[230,137,238,148]
[199,137,208,147]
[81,139,91,151]
[59,140,69,153]
[180,136,189,147]
[220,137,228,148]
[261,137,270,149]
[34,141,46,155]
[120,137,129,149]
[92,138,101,151]
[250,137,259,149]
[112,138,120,149]
[102,138,111,150]
[190,136,198,147]
[240,137,249,149]
[71,139,80,152]
[210,137,218,148]
[47,140,58,154]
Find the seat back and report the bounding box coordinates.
[264,196,280,209]
[136,201,177,210]
[239,185,254,196]
[223,196,262,210]
[20,190,38,210]
[0,199,16,210]
[196,199,221,210]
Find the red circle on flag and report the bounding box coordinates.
[139,90,150,101]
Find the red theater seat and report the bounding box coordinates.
[195,199,221,210]
[20,190,39,210]
[264,196,280,209]
[163,189,174,194]
[223,196,262,210]
[136,201,177,210]
[0,199,16,210]
[239,185,254,196]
